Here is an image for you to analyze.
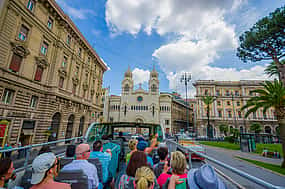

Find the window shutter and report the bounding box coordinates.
[34,66,43,81]
[9,54,22,72]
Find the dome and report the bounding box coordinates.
[124,67,132,78]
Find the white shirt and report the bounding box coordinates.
[62,160,99,189]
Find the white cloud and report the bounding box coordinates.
[56,0,95,20]
[132,68,150,85]
[105,0,268,97]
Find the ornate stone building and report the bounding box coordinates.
[193,80,278,137]
[0,0,107,145]
[104,68,193,134]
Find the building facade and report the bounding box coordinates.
[0,0,107,146]
[193,80,278,137]
[104,68,193,134]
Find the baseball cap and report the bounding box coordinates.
[31,152,56,184]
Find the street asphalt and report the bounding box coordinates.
[203,145,285,189]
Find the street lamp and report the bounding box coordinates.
[180,72,191,133]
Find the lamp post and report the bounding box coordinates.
[180,72,191,133]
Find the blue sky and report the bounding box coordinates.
[56,0,284,96]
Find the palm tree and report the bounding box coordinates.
[264,60,285,80]
[250,122,262,134]
[202,96,216,138]
[241,79,285,167]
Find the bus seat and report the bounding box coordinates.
[88,158,103,183]
[55,169,89,189]
[59,157,73,168]
[19,168,33,189]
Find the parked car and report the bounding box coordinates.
[179,139,205,161]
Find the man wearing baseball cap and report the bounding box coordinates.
[62,143,99,189]
[30,153,70,189]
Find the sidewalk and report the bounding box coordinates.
[205,145,283,165]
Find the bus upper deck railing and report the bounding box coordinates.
[165,139,285,189]
[0,137,84,172]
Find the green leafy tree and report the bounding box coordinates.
[250,123,262,134]
[265,60,285,80]
[219,124,229,136]
[242,80,285,167]
[202,96,216,138]
[230,128,240,142]
[237,6,285,85]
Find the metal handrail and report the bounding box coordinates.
[0,137,83,172]
[0,137,83,153]
[165,139,285,189]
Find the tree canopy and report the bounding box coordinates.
[237,6,285,63]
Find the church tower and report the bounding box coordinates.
[149,66,159,94]
[122,67,134,95]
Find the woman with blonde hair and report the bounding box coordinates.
[135,167,160,189]
[126,139,137,163]
[157,151,188,188]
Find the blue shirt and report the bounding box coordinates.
[62,160,99,189]
[147,156,154,167]
[89,151,111,183]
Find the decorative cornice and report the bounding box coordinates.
[10,41,30,57]
[35,56,49,69]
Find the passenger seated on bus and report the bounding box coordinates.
[30,153,71,189]
[118,151,148,189]
[135,167,159,189]
[65,145,76,158]
[157,151,188,188]
[62,144,99,189]
[0,158,15,188]
[126,139,137,164]
[117,132,127,142]
[153,145,168,178]
[184,164,226,189]
[90,140,111,184]
[137,141,154,167]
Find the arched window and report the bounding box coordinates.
[66,115,75,140]
[265,126,271,134]
[151,84,157,92]
[48,112,61,142]
[124,84,129,92]
[78,116,84,136]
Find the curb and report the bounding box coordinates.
[235,156,285,178]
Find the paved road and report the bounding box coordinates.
[204,146,285,189]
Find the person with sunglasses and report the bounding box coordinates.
[62,144,99,189]
[30,153,70,189]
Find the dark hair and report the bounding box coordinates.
[39,146,52,155]
[157,146,168,161]
[66,145,76,157]
[126,151,148,177]
[93,140,103,151]
[119,132,123,137]
[0,158,12,176]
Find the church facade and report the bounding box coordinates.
[103,68,172,132]
[103,68,194,134]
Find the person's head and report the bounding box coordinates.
[0,158,14,185]
[137,141,148,152]
[170,151,187,175]
[157,146,168,161]
[119,131,123,137]
[135,166,155,189]
[187,164,226,189]
[31,153,58,185]
[126,151,148,177]
[76,144,91,159]
[93,140,103,152]
[128,139,137,151]
[66,145,76,157]
[39,145,52,155]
